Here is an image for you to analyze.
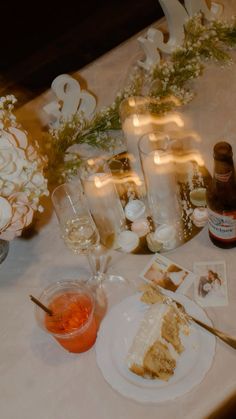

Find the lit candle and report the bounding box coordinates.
[83,172,126,248]
[120,97,184,198]
[121,113,156,189]
[139,133,181,226]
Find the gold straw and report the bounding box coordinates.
[30,295,53,316]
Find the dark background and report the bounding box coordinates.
[0,0,164,103]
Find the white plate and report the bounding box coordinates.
[95,292,216,403]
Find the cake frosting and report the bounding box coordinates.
[127,287,189,381]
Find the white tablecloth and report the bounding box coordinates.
[1,1,236,418]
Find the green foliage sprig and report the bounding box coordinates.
[45,13,236,184]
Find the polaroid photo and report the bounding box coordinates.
[140,254,195,294]
[193,260,228,307]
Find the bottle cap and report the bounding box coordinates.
[214,141,233,160]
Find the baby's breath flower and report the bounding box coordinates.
[44,14,236,182]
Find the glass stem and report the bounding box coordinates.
[86,245,110,283]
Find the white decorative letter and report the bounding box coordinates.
[138,0,189,70]
[43,74,96,125]
[184,0,223,20]
[158,0,189,50]
[137,35,161,70]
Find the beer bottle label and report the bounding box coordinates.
[208,209,236,242]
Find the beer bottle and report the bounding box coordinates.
[206,141,236,248]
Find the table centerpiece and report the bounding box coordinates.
[0,95,49,261]
[43,13,236,184]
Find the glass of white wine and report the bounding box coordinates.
[51,180,108,324]
[51,180,100,256]
[52,180,113,279]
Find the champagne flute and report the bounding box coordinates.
[51,180,100,256]
[79,157,126,251]
[51,180,108,323]
[78,157,130,297]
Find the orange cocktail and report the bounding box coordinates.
[35,281,98,353]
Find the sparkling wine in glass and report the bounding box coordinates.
[51,180,107,324]
[51,180,100,255]
[62,215,99,254]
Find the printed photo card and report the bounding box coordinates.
[193,260,228,307]
[140,254,195,294]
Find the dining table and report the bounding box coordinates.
[1,1,236,418]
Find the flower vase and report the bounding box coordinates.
[0,239,9,264]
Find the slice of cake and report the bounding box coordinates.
[127,299,189,381]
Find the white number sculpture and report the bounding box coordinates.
[43,74,96,125]
[138,0,223,70]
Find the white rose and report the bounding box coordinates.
[0,131,25,184]
[0,130,18,147]
[0,181,16,196]
[23,169,48,199]
[0,196,12,230]
[31,173,46,188]
[0,192,33,241]
[26,144,38,162]
[8,127,28,149]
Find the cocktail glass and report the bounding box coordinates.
[35,280,98,353]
